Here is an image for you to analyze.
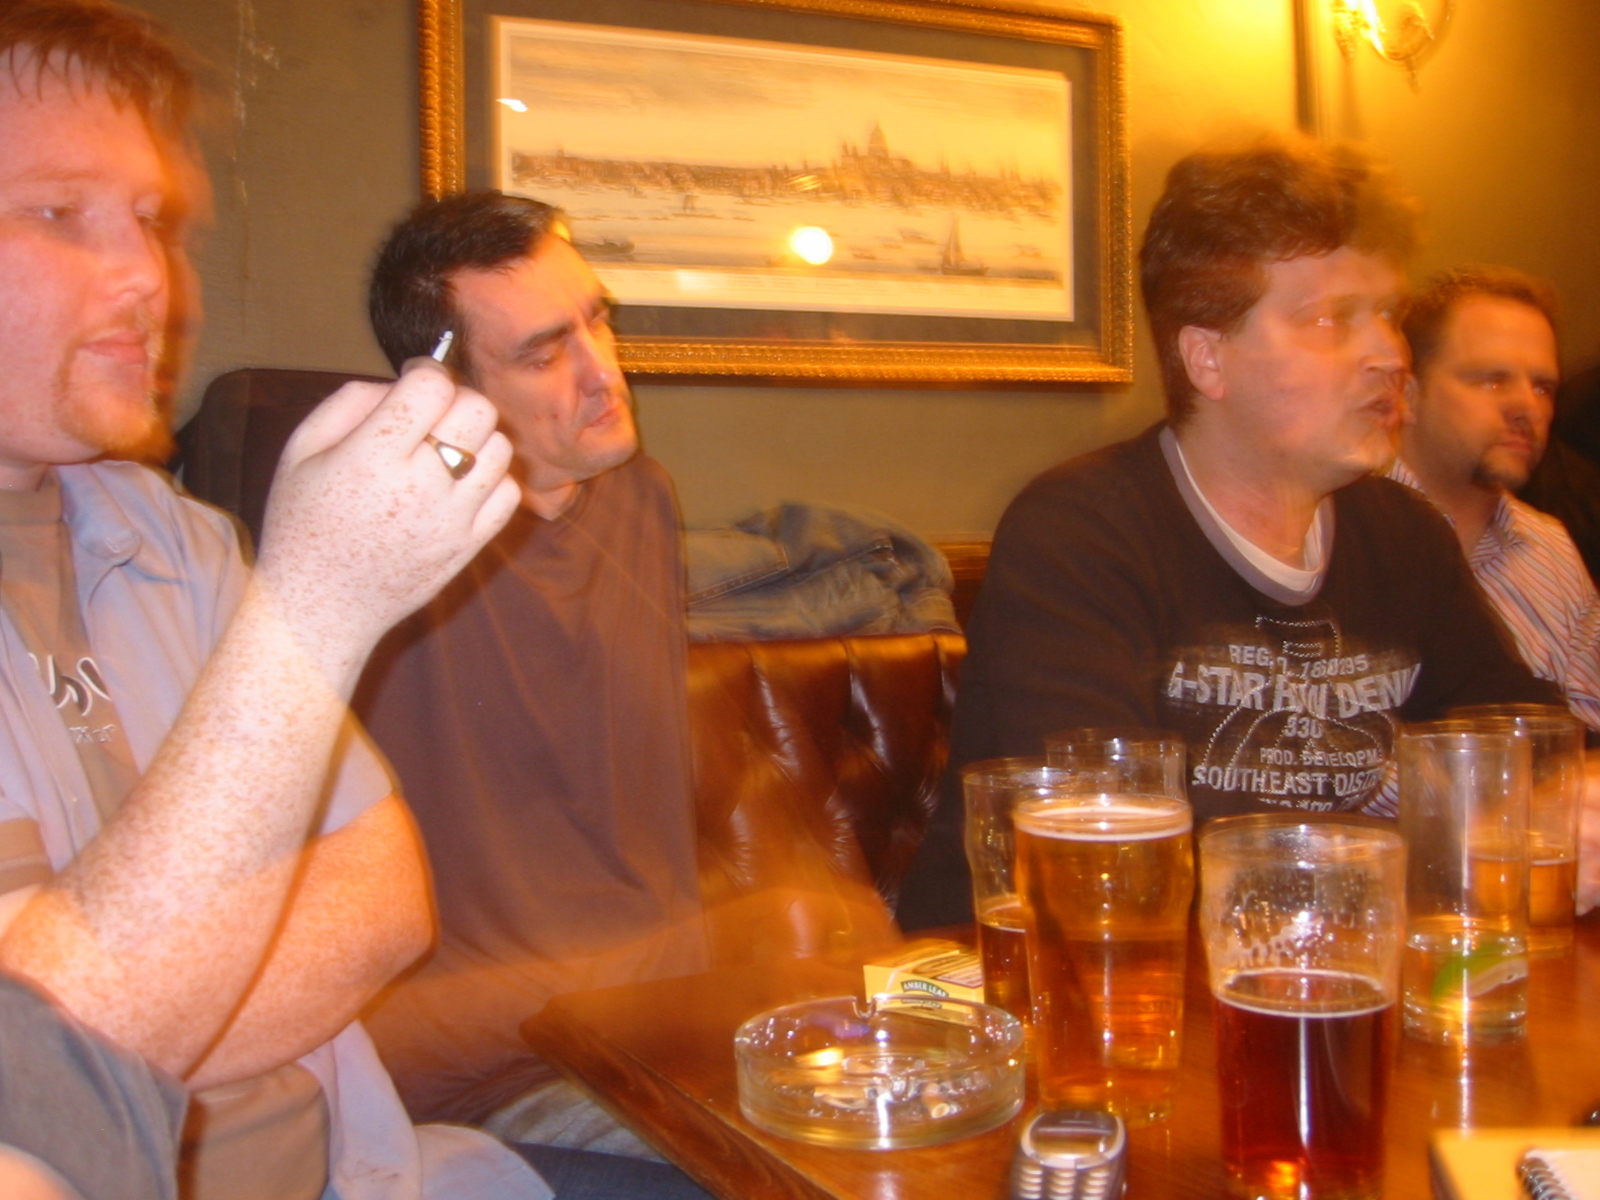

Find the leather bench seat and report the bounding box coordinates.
[689,633,963,963]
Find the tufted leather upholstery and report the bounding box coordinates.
[688,632,964,964]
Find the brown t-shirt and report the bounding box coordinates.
[357,454,708,1122]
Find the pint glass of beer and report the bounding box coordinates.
[1399,722,1532,1042]
[1200,816,1405,1200]
[963,758,1066,1028]
[1014,792,1193,1123]
[1451,705,1584,957]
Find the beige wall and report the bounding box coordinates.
[133,0,418,393]
[134,0,1600,539]
[1318,2,1600,358]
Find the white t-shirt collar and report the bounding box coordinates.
[1161,426,1330,602]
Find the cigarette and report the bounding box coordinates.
[423,329,473,478]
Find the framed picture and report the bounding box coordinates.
[419,0,1129,386]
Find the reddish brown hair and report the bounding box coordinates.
[1139,137,1420,423]
[0,0,195,134]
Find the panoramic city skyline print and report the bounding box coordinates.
[492,16,1074,320]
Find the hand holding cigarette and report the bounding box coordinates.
[252,358,518,669]
[423,330,477,480]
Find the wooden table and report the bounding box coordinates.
[523,914,1600,1199]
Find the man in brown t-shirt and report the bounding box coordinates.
[358,193,710,1143]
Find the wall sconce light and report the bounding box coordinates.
[1330,0,1452,82]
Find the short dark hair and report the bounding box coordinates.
[1402,265,1558,378]
[1139,136,1421,423]
[368,190,564,373]
[0,0,195,135]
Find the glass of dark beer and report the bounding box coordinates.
[963,758,1064,1030]
[1199,816,1405,1200]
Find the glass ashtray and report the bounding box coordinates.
[734,993,1025,1149]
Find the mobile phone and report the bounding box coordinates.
[1011,1108,1127,1200]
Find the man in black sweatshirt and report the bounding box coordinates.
[899,137,1557,929]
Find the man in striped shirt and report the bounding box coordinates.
[1395,266,1600,734]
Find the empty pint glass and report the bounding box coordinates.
[1043,728,1186,800]
[1451,705,1584,956]
[1399,722,1532,1042]
[1015,792,1193,1124]
[1200,816,1405,1200]
[963,758,1061,1028]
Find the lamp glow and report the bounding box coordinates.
[789,226,834,265]
[1357,0,1384,53]
[497,97,529,112]
[1329,0,1452,82]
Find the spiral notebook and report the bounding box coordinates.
[1519,1150,1600,1200]
[1431,1131,1600,1200]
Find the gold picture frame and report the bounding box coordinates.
[418,0,1130,386]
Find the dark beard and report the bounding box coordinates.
[1470,452,1533,494]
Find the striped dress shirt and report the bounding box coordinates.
[1393,458,1600,733]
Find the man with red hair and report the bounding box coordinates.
[0,3,545,1198]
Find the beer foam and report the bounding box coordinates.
[1014,795,1191,842]
[1216,968,1389,1017]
